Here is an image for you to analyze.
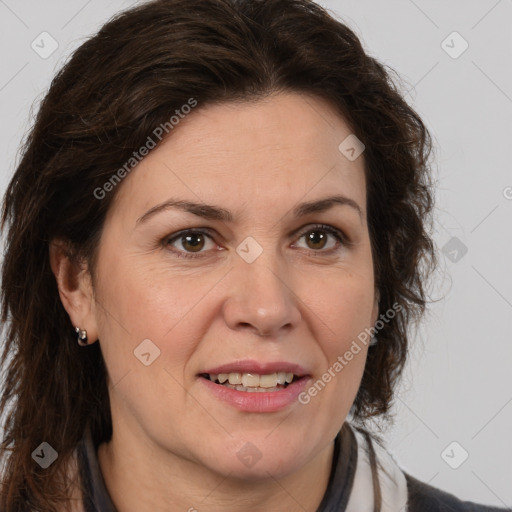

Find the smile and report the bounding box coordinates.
[203,372,298,392]
[198,362,311,412]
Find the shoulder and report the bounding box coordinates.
[405,472,512,512]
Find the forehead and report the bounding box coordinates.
[163,92,356,170]
[108,91,367,225]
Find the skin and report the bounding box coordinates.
[50,91,379,511]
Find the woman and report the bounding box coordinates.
[0,0,509,510]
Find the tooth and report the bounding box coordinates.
[212,371,297,388]
[259,373,278,388]
[228,373,242,385]
[242,373,260,387]
[276,372,287,385]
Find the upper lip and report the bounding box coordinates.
[201,360,309,377]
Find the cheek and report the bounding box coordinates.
[305,272,374,397]
[96,248,169,330]
[93,250,219,368]
[309,272,376,340]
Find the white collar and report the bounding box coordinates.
[346,424,409,512]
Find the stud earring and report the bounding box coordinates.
[75,327,88,346]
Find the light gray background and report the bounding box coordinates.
[0,0,510,507]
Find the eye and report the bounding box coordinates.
[164,224,348,259]
[165,229,217,259]
[293,224,347,255]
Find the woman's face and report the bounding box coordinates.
[89,91,379,479]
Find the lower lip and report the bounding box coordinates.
[199,376,309,413]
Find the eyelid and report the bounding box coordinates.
[163,223,351,259]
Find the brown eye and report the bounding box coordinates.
[165,230,216,258]
[164,224,347,260]
[180,233,205,252]
[304,230,329,250]
[295,224,346,254]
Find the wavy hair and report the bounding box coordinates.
[0,0,437,510]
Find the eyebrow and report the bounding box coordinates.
[136,194,363,226]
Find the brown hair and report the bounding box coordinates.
[0,0,436,510]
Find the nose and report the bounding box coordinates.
[222,253,302,339]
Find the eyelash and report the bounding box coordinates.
[163,224,349,260]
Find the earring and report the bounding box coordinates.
[75,327,88,346]
[369,334,378,347]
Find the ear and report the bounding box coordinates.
[49,239,99,344]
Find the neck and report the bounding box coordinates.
[97,426,336,512]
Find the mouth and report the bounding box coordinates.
[197,360,310,412]
[199,372,306,392]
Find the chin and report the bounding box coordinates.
[215,455,306,482]
[198,438,315,481]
